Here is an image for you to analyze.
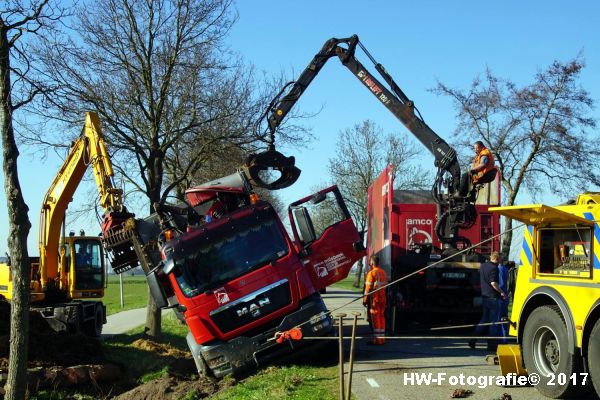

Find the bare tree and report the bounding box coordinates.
[0,1,65,398]
[435,58,598,260]
[29,0,250,340]
[328,120,430,287]
[30,0,310,339]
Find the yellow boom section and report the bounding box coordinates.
[38,112,123,291]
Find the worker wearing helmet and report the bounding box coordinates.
[363,255,387,345]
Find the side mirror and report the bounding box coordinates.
[293,207,316,245]
[146,267,169,309]
[162,258,176,275]
[353,241,366,252]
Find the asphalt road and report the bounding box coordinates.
[321,289,596,400]
[102,308,148,337]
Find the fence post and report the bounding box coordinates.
[335,313,347,400]
[346,311,361,400]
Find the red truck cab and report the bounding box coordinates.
[155,174,364,377]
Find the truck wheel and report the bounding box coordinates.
[587,318,600,398]
[194,353,214,378]
[83,305,104,337]
[522,306,578,398]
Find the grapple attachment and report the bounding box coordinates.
[241,149,301,190]
[101,211,140,274]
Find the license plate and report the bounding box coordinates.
[442,272,467,279]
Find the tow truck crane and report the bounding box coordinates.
[248,34,497,249]
[245,34,501,330]
[0,112,134,336]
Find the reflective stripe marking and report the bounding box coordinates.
[583,212,600,269]
[521,225,533,267]
[367,378,380,388]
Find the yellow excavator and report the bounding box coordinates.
[0,112,133,336]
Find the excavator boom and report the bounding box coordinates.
[38,112,136,290]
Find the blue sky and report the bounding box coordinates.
[227,1,600,201]
[1,0,599,255]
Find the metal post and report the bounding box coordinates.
[336,313,347,400]
[119,272,124,309]
[346,311,361,400]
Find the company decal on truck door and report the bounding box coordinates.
[214,287,230,305]
[314,253,351,278]
[406,218,433,249]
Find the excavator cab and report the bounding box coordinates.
[71,238,104,291]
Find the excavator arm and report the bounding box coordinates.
[39,112,135,290]
[249,34,474,247]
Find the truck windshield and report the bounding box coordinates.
[173,210,289,297]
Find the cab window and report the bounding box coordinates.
[538,227,592,278]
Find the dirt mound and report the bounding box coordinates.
[128,338,195,376]
[131,338,190,359]
[113,373,235,400]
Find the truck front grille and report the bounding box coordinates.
[209,279,291,333]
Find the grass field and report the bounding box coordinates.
[330,273,363,293]
[104,275,149,315]
[212,364,340,400]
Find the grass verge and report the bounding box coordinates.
[104,275,149,315]
[102,312,190,379]
[103,312,344,399]
[213,364,340,400]
[330,274,363,293]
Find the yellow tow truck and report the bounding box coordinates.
[491,193,600,398]
[0,112,132,336]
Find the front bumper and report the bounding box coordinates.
[187,296,332,377]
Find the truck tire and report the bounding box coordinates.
[195,352,214,378]
[522,306,578,398]
[587,318,600,398]
[83,304,104,337]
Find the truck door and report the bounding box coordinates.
[289,186,364,291]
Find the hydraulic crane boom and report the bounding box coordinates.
[252,34,476,247]
[265,35,460,187]
[39,111,132,291]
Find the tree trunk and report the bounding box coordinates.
[144,287,161,340]
[501,217,513,263]
[1,26,32,400]
[143,162,162,340]
[353,258,364,288]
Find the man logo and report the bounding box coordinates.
[236,297,271,318]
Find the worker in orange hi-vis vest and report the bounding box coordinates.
[363,255,388,345]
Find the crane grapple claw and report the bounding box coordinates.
[101,211,139,274]
[241,150,301,190]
